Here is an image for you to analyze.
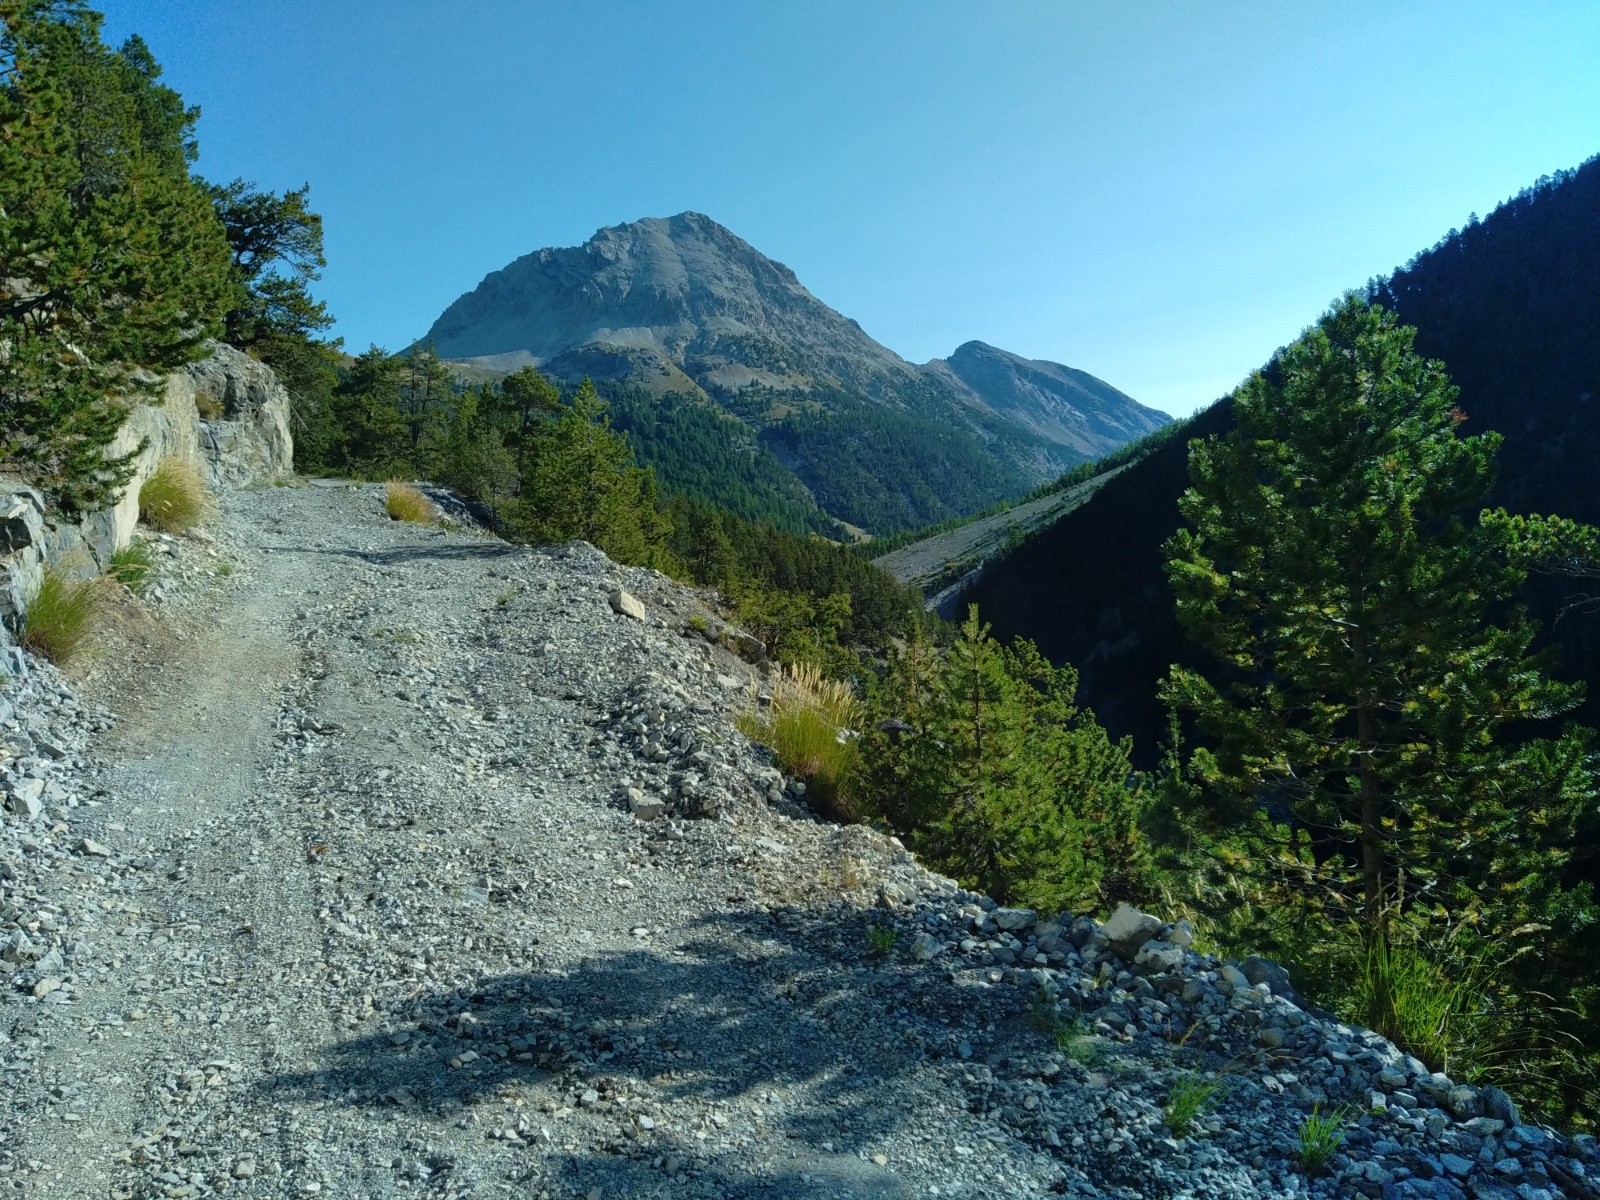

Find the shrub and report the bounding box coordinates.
[108,542,154,593]
[1297,1105,1350,1176]
[1054,1018,1107,1065]
[735,662,859,819]
[21,570,104,664]
[865,924,897,958]
[1165,1071,1222,1138]
[385,481,435,523]
[139,458,207,533]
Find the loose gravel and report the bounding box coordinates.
[2,481,1596,1200]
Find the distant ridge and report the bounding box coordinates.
[421,213,1168,532]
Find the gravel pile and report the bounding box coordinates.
[0,480,1595,1200]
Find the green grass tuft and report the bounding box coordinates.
[1297,1105,1351,1175]
[108,541,154,593]
[1165,1071,1223,1138]
[139,458,207,533]
[865,924,897,957]
[21,570,104,664]
[1350,927,1486,1075]
[735,662,859,820]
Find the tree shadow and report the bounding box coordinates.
[257,906,1042,1196]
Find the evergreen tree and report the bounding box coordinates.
[0,1,232,509]
[508,379,669,567]
[329,346,408,475]
[1162,297,1596,933]
[492,365,561,473]
[435,386,515,517]
[399,342,454,471]
[857,607,1149,914]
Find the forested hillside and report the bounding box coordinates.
[965,155,1600,766]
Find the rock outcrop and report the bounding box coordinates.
[0,342,292,641]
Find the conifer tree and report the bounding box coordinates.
[857,607,1149,913]
[0,1,232,509]
[509,379,670,567]
[329,346,408,475]
[1162,297,1595,933]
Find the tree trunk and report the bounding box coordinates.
[1353,627,1383,927]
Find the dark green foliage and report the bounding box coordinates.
[327,346,410,476]
[854,608,1151,914]
[759,384,1042,532]
[602,384,833,535]
[1164,297,1595,931]
[205,177,341,473]
[660,494,926,661]
[502,380,670,568]
[0,1,233,510]
[1162,298,1600,1123]
[966,154,1600,765]
[433,386,515,519]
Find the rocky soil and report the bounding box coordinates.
[2,482,1597,1199]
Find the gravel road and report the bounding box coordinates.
[3,483,1596,1200]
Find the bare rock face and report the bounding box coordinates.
[186,342,294,488]
[0,343,294,642]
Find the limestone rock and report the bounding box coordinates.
[1101,902,1162,958]
[609,589,646,621]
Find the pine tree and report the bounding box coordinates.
[1162,296,1596,933]
[0,2,233,510]
[329,346,408,475]
[857,607,1149,913]
[510,379,670,566]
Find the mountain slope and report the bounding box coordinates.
[963,154,1600,766]
[422,212,1167,532]
[927,340,1167,459]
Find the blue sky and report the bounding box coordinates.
[100,1,1600,416]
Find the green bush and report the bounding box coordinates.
[854,607,1152,915]
[21,570,104,664]
[139,458,207,532]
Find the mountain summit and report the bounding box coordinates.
[422,213,1169,531]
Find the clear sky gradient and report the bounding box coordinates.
[98,1,1600,416]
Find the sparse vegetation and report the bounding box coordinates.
[193,390,224,420]
[385,480,435,523]
[139,458,207,533]
[1297,1105,1351,1175]
[20,570,105,664]
[865,924,897,957]
[736,662,860,819]
[1054,1018,1107,1065]
[688,611,710,634]
[108,541,154,593]
[494,585,516,607]
[1165,1072,1222,1138]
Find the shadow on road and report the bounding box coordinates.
[257,906,1034,1197]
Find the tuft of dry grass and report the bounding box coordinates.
[385,481,436,523]
[193,390,224,420]
[139,458,207,533]
[21,569,106,664]
[737,662,860,821]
